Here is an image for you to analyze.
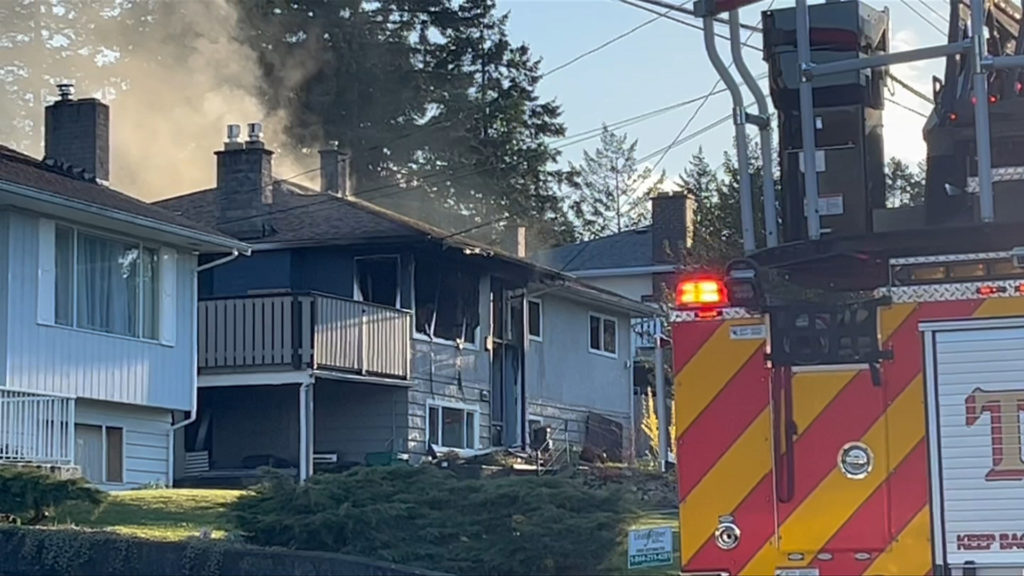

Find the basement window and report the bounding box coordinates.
[427,404,478,451]
[73,424,124,485]
[354,255,400,308]
[414,260,480,345]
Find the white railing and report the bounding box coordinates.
[198,293,411,380]
[314,295,411,379]
[632,317,663,350]
[0,388,74,465]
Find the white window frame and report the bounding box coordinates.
[42,220,174,345]
[425,400,481,452]
[353,254,401,309]
[74,423,126,486]
[411,259,481,350]
[588,312,619,359]
[527,298,543,342]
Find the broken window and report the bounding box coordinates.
[354,256,399,308]
[414,259,480,344]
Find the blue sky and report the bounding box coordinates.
[495,0,948,181]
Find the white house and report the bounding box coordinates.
[0,86,249,489]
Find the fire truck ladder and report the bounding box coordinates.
[635,0,1017,253]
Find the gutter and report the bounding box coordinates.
[0,180,252,255]
[564,265,677,278]
[167,249,242,486]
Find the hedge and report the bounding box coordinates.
[230,466,642,575]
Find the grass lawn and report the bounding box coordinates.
[55,488,242,541]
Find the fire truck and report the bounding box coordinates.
[660,0,1024,574]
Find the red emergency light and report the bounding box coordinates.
[676,278,728,308]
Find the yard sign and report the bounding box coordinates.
[627,526,674,569]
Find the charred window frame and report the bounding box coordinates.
[413,258,481,346]
[354,255,400,308]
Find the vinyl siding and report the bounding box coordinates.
[526,293,633,416]
[75,399,172,489]
[0,212,9,386]
[5,211,197,410]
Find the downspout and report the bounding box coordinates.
[730,10,779,248]
[704,13,756,253]
[167,249,240,487]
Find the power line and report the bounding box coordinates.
[640,0,771,171]
[886,97,930,119]
[617,0,759,49]
[917,0,950,24]
[541,0,692,78]
[899,0,946,35]
[890,73,933,105]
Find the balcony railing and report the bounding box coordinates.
[632,317,663,350]
[198,293,411,380]
[0,388,75,466]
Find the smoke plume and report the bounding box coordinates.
[4,0,318,199]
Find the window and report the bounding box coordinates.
[414,259,480,345]
[74,424,124,484]
[354,255,400,308]
[427,404,478,450]
[528,299,542,341]
[589,313,618,357]
[55,225,159,340]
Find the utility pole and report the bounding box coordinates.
[654,326,669,471]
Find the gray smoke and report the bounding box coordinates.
[3,0,318,199]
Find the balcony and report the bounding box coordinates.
[198,293,412,381]
[0,388,75,466]
[631,317,664,351]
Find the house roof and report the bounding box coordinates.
[533,226,658,273]
[0,145,249,253]
[156,181,659,317]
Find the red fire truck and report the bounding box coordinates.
[657,0,1024,574]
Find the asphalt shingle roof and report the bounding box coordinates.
[533,227,655,272]
[155,181,658,315]
[0,145,237,243]
[155,182,430,244]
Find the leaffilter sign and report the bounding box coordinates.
[627,526,674,569]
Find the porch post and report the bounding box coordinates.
[298,380,314,483]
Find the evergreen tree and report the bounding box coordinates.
[886,157,926,207]
[568,125,666,240]
[233,0,577,249]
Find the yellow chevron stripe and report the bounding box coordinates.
[677,303,916,565]
[863,507,932,576]
[674,321,762,437]
[740,375,926,574]
[976,295,1024,318]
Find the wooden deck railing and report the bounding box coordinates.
[0,388,75,465]
[198,294,411,380]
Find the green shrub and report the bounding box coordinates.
[0,466,105,525]
[231,466,640,575]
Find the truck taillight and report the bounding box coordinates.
[677,279,727,307]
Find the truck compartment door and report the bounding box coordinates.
[772,364,893,555]
[925,320,1024,575]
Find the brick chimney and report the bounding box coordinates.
[503,225,527,258]
[650,191,688,264]
[215,123,274,239]
[319,141,351,196]
[44,83,110,184]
